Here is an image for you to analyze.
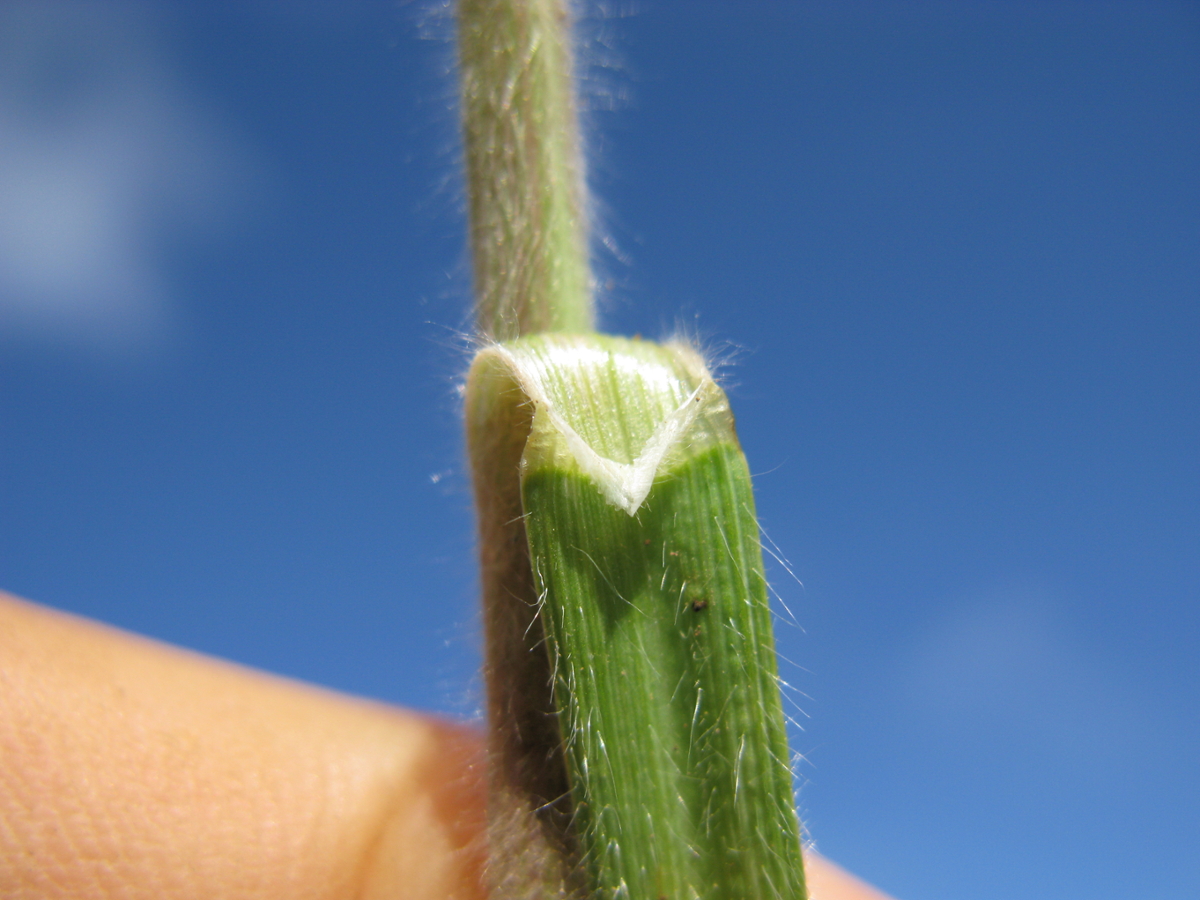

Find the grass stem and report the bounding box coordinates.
[458,0,593,339]
[457,4,808,897]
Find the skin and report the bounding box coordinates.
[0,592,894,899]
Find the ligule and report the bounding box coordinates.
[467,334,808,899]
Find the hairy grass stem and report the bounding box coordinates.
[457,2,808,897]
[458,0,593,339]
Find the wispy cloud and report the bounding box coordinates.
[0,2,248,357]
[898,589,1159,780]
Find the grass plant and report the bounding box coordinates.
[458,2,808,897]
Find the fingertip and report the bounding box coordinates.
[805,851,898,900]
[358,717,487,900]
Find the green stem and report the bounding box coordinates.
[457,3,808,898]
[458,0,594,339]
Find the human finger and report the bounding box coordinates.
[0,592,895,899]
[0,592,485,899]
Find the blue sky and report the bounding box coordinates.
[1,2,1197,898]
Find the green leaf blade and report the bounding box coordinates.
[468,334,807,899]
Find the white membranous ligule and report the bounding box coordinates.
[479,336,733,516]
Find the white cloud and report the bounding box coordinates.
[0,2,248,357]
[898,589,1156,778]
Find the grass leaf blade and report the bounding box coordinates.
[468,334,808,899]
